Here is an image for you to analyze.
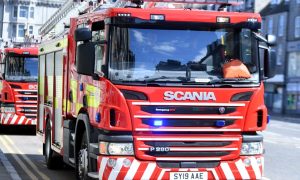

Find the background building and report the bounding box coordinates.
[0,0,65,48]
[260,0,300,115]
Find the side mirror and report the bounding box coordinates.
[264,49,276,79]
[74,28,92,42]
[76,42,95,75]
[266,34,276,46]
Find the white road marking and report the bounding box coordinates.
[0,136,38,180]
[3,135,50,180]
[0,146,22,180]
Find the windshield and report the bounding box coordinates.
[5,56,38,82]
[109,26,259,85]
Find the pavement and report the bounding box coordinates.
[269,113,300,124]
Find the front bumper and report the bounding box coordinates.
[0,113,36,125]
[96,155,263,180]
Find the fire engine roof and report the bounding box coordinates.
[4,47,38,56]
[77,8,261,24]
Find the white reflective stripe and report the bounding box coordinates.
[99,157,108,180]
[25,119,30,125]
[132,102,245,107]
[261,157,264,174]
[18,116,26,124]
[30,119,37,125]
[189,168,198,171]
[157,157,221,161]
[135,128,241,132]
[250,157,261,179]
[235,159,250,179]
[178,168,188,172]
[124,160,140,180]
[207,168,219,180]
[221,163,235,180]
[157,169,170,180]
[4,114,12,124]
[10,115,18,124]
[140,163,156,180]
[137,137,239,141]
[108,158,125,180]
[134,115,243,119]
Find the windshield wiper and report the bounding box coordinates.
[143,76,188,83]
[207,78,257,84]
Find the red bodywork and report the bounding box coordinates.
[38,6,267,180]
[0,47,38,125]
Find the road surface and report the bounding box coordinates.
[263,118,300,180]
[0,126,75,180]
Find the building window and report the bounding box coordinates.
[288,52,300,77]
[278,15,284,36]
[19,6,28,18]
[13,6,18,18]
[29,7,34,18]
[18,24,25,38]
[268,17,273,34]
[246,0,253,8]
[277,44,283,65]
[29,26,33,35]
[12,24,16,38]
[295,16,300,38]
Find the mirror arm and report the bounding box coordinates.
[253,32,268,44]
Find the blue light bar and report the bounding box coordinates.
[153,120,163,126]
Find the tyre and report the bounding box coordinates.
[76,131,89,180]
[45,120,60,169]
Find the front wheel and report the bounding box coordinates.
[76,131,89,180]
[45,120,61,169]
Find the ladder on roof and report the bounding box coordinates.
[39,0,243,39]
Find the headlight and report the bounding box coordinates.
[2,107,15,113]
[99,142,134,155]
[241,142,263,155]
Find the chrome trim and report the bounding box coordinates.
[138,147,238,151]
[135,128,241,132]
[156,157,221,161]
[15,105,37,108]
[132,102,245,107]
[16,101,37,103]
[136,137,239,141]
[14,89,38,92]
[134,115,243,119]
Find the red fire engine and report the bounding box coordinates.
[37,0,276,179]
[0,47,38,126]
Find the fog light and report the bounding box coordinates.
[243,158,251,167]
[107,159,116,168]
[123,158,131,168]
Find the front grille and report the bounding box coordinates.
[131,101,245,163]
[142,119,235,127]
[14,89,37,119]
[146,151,230,157]
[145,141,232,147]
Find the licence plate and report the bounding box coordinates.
[170,172,208,180]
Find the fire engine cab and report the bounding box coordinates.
[0,47,38,126]
[37,0,276,179]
